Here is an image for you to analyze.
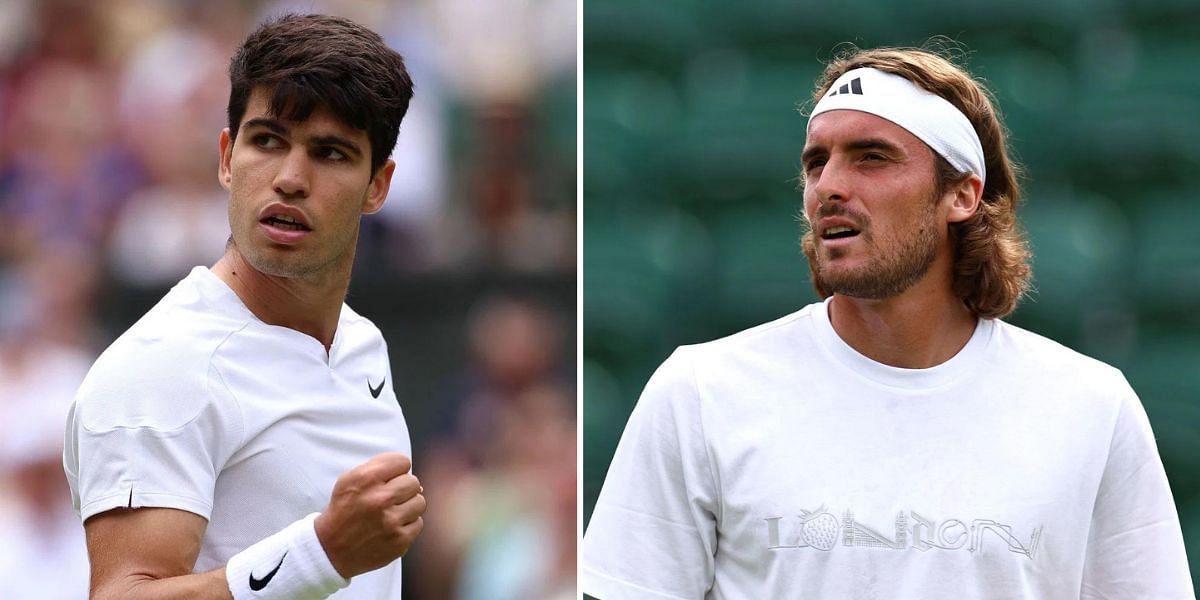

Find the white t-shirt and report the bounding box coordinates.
[582,299,1193,599]
[64,267,412,598]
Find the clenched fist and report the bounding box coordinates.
[313,452,426,579]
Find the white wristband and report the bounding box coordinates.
[226,513,350,600]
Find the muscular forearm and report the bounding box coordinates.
[83,454,422,600]
[93,568,232,600]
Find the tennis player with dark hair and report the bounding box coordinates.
[582,46,1193,599]
[65,14,422,599]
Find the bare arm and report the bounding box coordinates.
[83,452,425,600]
[85,507,231,600]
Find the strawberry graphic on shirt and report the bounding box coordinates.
[798,506,839,551]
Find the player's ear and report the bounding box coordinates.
[946,173,983,224]
[218,128,234,191]
[363,159,395,215]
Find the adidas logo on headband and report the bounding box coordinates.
[826,77,862,97]
[809,67,986,183]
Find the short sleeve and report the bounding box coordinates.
[1080,379,1194,599]
[64,354,242,523]
[582,347,719,600]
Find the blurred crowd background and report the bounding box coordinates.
[583,0,1200,589]
[0,0,576,598]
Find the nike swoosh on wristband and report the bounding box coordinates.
[368,377,386,399]
[249,552,286,591]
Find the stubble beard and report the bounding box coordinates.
[231,226,353,281]
[811,205,941,300]
[244,247,321,278]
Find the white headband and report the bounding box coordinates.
[808,67,986,184]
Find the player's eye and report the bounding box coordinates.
[253,134,283,149]
[317,146,347,161]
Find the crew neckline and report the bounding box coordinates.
[188,266,256,321]
[186,266,345,362]
[810,296,993,391]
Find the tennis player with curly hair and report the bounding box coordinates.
[582,46,1192,599]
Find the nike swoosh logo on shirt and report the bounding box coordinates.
[249,552,286,591]
[368,377,387,398]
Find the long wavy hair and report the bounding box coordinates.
[800,44,1032,319]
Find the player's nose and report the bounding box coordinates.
[810,156,852,205]
[273,148,311,199]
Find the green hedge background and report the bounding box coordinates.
[582,0,1200,587]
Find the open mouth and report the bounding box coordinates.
[261,215,311,231]
[821,226,859,240]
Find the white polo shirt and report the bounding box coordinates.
[583,299,1193,599]
[65,266,411,598]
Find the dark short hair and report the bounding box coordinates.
[227,13,414,174]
